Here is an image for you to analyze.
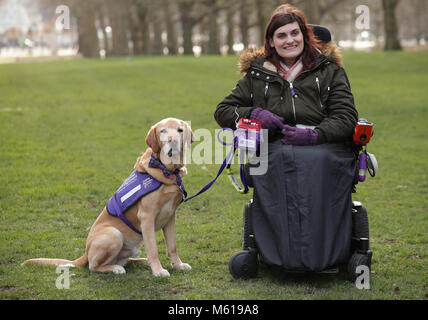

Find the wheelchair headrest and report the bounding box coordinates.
[309,24,332,43]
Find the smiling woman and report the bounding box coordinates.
[269,22,304,68]
[263,4,320,72]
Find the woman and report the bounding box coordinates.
[214,4,359,271]
[215,4,357,143]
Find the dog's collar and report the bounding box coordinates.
[148,154,187,199]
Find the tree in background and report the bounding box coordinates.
[39,0,100,57]
[75,1,99,57]
[382,0,402,50]
[106,0,130,56]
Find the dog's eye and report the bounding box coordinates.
[177,127,183,133]
[160,129,167,134]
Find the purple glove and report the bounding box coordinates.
[250,107,284,131]
[281,125,318,146]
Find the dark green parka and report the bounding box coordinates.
[214,42,358,144]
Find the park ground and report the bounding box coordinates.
[0,51,427,300]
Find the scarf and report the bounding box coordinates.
[278,58,303,83]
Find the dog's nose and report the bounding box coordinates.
[170,140,179,148]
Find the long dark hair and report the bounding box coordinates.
[264,4,320,71]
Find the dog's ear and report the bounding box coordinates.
[145,126,161,154]
[183,121,195,147]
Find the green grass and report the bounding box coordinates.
[0,52,427,300]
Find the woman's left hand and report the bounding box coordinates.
[281,125,318,146]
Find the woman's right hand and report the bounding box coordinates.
[250,107,284,131]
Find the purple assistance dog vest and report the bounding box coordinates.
[107,170,162,235]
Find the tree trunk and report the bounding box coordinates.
[106,0,130,56]
[178,1,194,55]
[255,0,266,47]
[239,0,249,48]
[151,9,163,55]
[303,0,321,25]
[135,2,150,55]
[75,2,99,57]
[382,0,402,50]
[162,0,178,55]
[207,0,220,54]
[128,1,142,55]
[226,5,235,55]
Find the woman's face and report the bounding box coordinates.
[270,21,304,67]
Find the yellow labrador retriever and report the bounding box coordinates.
[23,118,194,277]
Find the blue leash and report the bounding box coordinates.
[184,129,249,202]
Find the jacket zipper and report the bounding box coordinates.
[315,77,324,109]
[289,82,296,122]
[251,60,329,122]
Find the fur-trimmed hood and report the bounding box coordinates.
[238,41,343,74]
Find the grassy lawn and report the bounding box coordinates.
[0,52,427,300]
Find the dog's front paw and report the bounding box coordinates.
[112,265,126,274]
[173,262,192,271]
[153,268,170,277]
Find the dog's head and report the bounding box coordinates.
[145,118,194,171]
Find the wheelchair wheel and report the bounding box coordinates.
[242,200,256,250]
[351,202,370,253]
[229,249,259,280]
[352,202,369,239]
[347,251,372,282]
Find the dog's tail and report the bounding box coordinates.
[22,253,88,268]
